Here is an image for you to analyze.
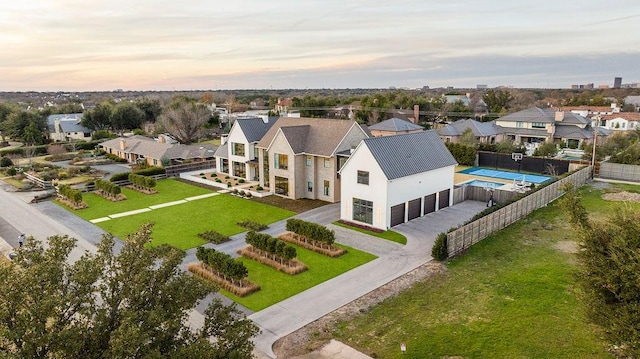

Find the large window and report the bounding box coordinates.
[231,142,245,156]
[353,198,373,224]
[516,121,524,128]
[357,170,369,185]
[263,150,269,187]
[233,161,246,178]
[275,176,289,196]
[274,153,288,170]
[532,122,545,129]
[221,159,229,173]
[323,180,330,196]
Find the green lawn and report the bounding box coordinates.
[223,243,377,311]
[73,179,214,220]
[331,183,627,358]
[333,221,407,245]
[58,180,295,249]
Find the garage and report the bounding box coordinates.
[438,189,450,210]
[390,203,405,227]
[407,198,422,220]
[423,193,436,214]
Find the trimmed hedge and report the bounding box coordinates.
[94,179,122,198]
[237,220,268,231]
[285,218,335,246]
[58,184,83,204]
[197,230,230,244]
[431,232,448,261]
[444,142,476,166]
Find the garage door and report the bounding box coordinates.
[424,194,436,214]
[407,198,422,221]
[390,203,405,227]
[438,189,450,210]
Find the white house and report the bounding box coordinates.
[339,130,457,230]
[47,113,92,142]
[214,118,275,181]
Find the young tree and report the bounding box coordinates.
[0,223,259,358]
[460,128,478,147]
[561,184,640,357]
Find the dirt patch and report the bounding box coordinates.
[602,191,640,202]
[273,262,447,358]
[554,241,578,253]
[251,196,330,214]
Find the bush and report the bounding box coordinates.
[237,220,268,231]
[198,230,230,244]
[227,182,231,188]
[135,166,165,176]
[238,179,245,183]
[256,185,263,191]
[432,233,448,261]
[215,178,222,183]
[445,142,476,166]
[110,172,130,182]
[0,156,13,167]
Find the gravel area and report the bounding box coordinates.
[272,261,447,358]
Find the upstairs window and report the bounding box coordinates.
[357,170,369,185]
[324,158,331,168]
[532,122,545,128]
[274,153,288,170]
[231,142,245,156]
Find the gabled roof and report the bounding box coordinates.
[235,118,276,142]
[214,141,228,159]
[369,118,423,132]
[280,126,310,154]
[553,125,593,140]
[437,119,500,137]
[100,136,217,161]
[497,107,589,125]
[601,112,640,122]
[257,117,365,156]
[47,113,91,134]
[362,130,457,180]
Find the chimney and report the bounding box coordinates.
[158,135,165,144]
[221,134,228,145]
[413,105,420,124]
[119,139,126,150]
[555,111,565,122]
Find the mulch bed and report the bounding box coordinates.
[278,231,347,257]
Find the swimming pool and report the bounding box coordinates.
[460,179,505,189]
[458,167,551,184]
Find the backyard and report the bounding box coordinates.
[324,182,634,358]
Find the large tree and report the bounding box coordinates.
[561,185,640,357]
[111,102,145,135]
[82,101,114,131]
[157,98,210,144]
[483,89,514,114]
[0,223,259,358]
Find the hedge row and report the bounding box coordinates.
[237,220,267,231]
[444,142,476,166]
[58,184,82,204]
[285,218,335,246]
[197,230,230,244]
[245,231,296,263]
[128,173,156,190]
[95,179,122,198]
[195,247,248,287]
[110,166,165,182]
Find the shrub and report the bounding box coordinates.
[110,172,130,182]
[246,192,252,198]
[135,166,165,176]
[444,142,476,166]
[285,218,335,246]
[237,220,268,231]
[215,178,222,183]
[199,173,204,176]
[432,233,448,261]
[0,157,13,167]
[232,189,238,194]
[198,230,230,244]
[225,176,230,179]
[227,182,231,188]
[256,185,263,191]
[7,167,17,176]
[238,179,245,183]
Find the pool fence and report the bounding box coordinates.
[447,165,592,258]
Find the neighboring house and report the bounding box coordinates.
[100,135,216,167]
[495,107,598,149]
[624,95,640,111]
[339,130,457,230]
[368,118,423,137]
[47,114,92,142]
[437,119,501,144]
[214,118,276,181]
[600,112,640,131]
[255,117,369,203]
[443,94,471,107]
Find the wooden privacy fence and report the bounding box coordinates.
[452,185,519,206]
[446,166,591,258]
[165,160,215,177]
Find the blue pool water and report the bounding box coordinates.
[461,179,505,189]
[458,167,551,184]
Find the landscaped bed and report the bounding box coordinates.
[333,221,407,245]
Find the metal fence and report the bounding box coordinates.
[446,166,592,258]
[165,160,215,177]
[598,162,640,182]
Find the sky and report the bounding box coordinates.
[1,0,639,91]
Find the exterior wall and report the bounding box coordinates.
[606,117,631,131]
[267,131,295,199]
[335,124,369,154]
[227,124,250,179]
[340,145,389,230]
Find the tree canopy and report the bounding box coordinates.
[157,97,211,144]
[0,223,259,358]
[561,185,640,357]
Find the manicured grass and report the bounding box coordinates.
[71,179,214,220]
[332,221,406,245]
[331,183,626,358]
[222,243,377,311]
[92,193,294,250]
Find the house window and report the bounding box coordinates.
[153,159,158,165]
[274,153,288,170]
[275,176,289,196]
[221,159,229,173]
[263,150,269,187]
[352,198,373,225]
[324,158,331,168]
[337,156,348,170]
[357,170,369,185]
[532,122,545,128]
[622,122,626,129]
[233,161,246,178]
[254,146,259,159]
[516,122,524,128]
[306,156,312,166]
[231,142,245,156]
[308,181,313,192]
[323,180,330,196]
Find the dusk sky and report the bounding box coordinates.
[1,0,639,91]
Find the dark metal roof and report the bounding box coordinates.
[363,130,457,180]
[497,107,589,125]
[235,118,276,143]
[368,118,423,132]
[437,119,500,137]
